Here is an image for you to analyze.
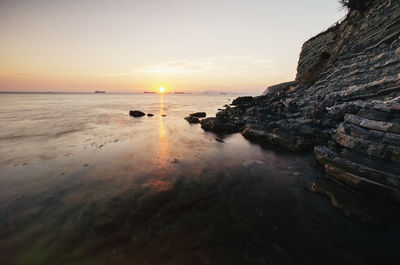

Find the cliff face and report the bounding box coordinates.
[297,0,400,105]
[296,26,337,84]
[201,0,400,205]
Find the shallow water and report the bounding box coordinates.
[0,93,399,265]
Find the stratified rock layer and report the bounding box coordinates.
[315,100,400,204]
[203,0,400,202]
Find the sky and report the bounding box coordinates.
[0,0,346,93]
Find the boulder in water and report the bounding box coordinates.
[129,110,145,117]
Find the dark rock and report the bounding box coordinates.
[129,110,145,117]
[147,113,154,117]
[189,112,206,118]
[242,126,316,151]
[231,96,254,106]
[200,118,239,133]
[315,102,400,204]
[314,145,400,189]
[357,109,390,121]
[307,106,325,119]
[185,116,200,124]
[162,114,167,117]
[344,114,400,134]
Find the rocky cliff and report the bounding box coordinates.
[201,0,400,208]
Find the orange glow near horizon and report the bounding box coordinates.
[0,1,346,93]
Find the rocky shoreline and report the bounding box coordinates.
[198,0,400,214]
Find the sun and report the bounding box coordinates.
[158,87,165,93]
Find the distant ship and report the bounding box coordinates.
[174,92,184,94]
[144,91,156,94]
[95,90,106,93]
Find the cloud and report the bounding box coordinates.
[0,56,275,78]
[133,56,273,75]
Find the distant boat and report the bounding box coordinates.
[174,92,184,94]
[144,91,156,94]
[95,90,106,93]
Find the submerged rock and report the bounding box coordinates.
[129,110,146,117]
[185,116,200,124]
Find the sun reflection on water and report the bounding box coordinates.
[157,95,169,165]
[149,95,172,192]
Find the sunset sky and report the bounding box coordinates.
[0,0,345,93]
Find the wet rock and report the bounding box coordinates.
[129,110,146,117]
[147,113,154,117]
[184,116,200,124]
[357,109,390,121]
[189,112,206,118]
[162,114,167,117]
[314,145,400,189]
[200,118,239,133]
[315,101,400,204]
[241,126,317,151]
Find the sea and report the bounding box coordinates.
[0,93,398,265]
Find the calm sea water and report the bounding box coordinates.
[0,93,399,265]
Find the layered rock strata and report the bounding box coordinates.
[204,0,400,148]
[202,0,400,203]
[315,99,400,204]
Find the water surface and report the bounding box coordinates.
[0,93,399,265]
